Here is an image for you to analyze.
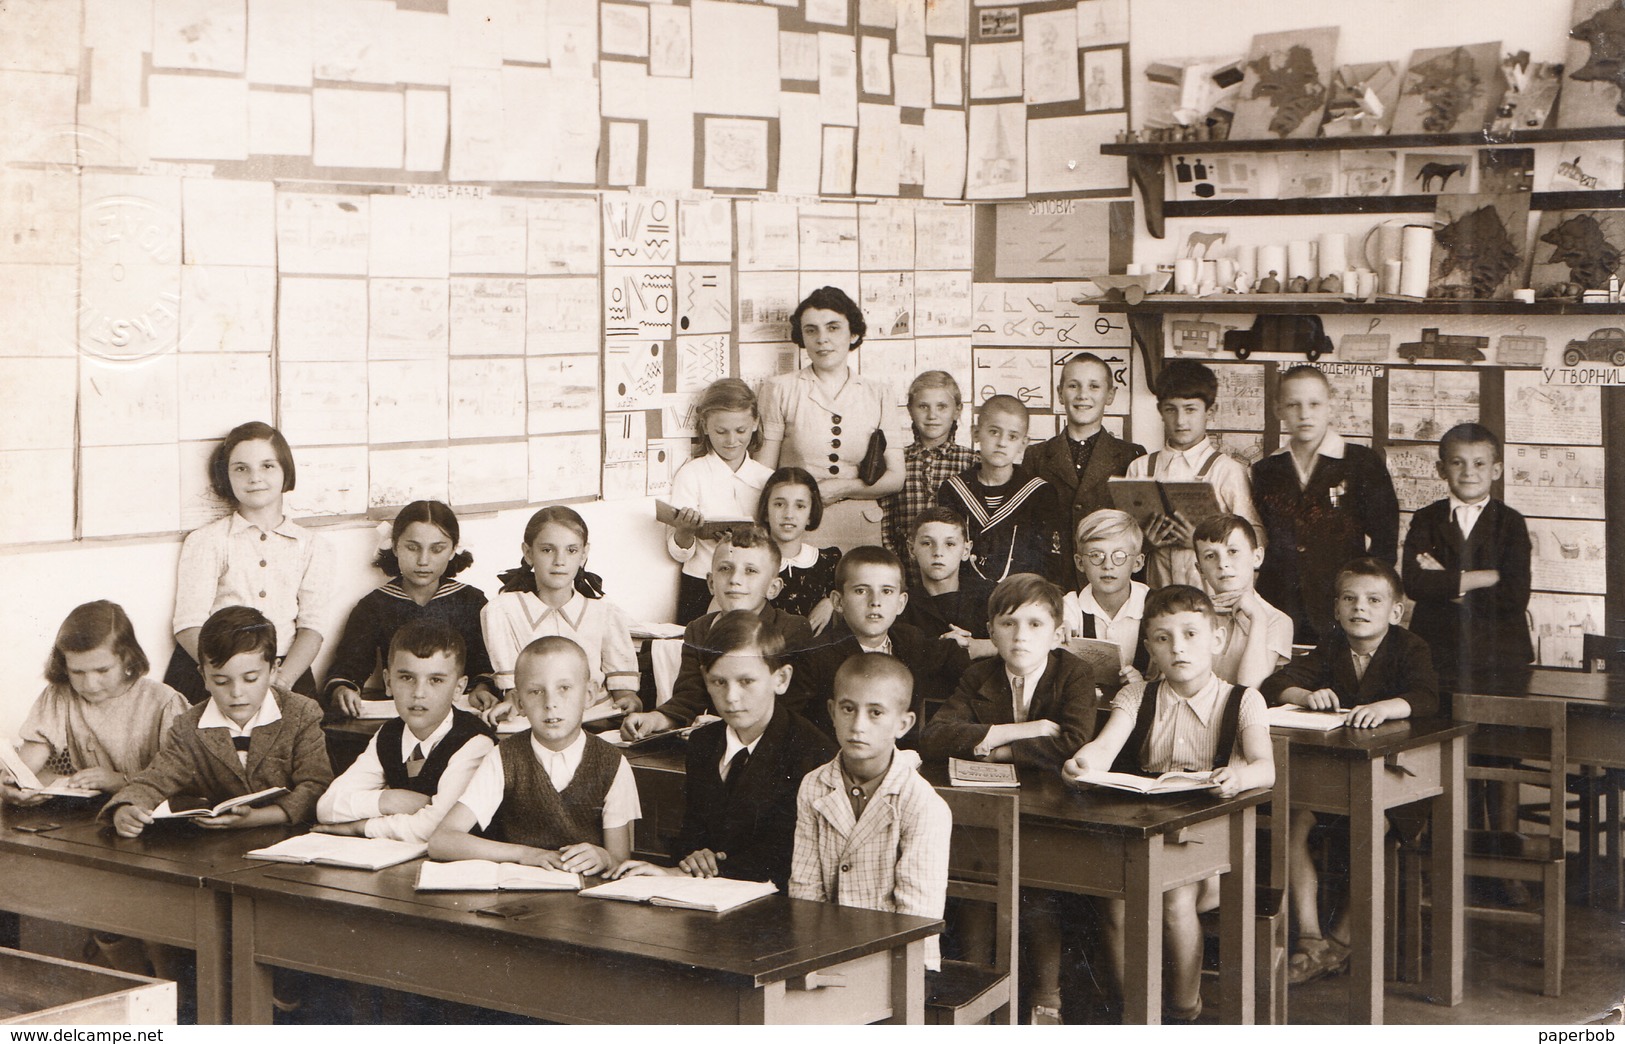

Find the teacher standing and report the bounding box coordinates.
[756,287,908,551]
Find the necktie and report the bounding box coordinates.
[406,743,426,779]
[1012,675,1026,722]
[231,735,252,752]
[725,747,750,790]
[1455,505,1471,538]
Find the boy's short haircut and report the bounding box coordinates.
[697,609,790,674]
[1074,508,1143,549]
[909,505,969,542]
[834,544,905,588]
[1058,352,1112,387]
[833,652,914,714]
[1192,513,1260,551]
[1438,421,1502,462]
[388,619,468,675]
[1143,584,1218,626]
[987,572,1065,627]
[197,605,278,669]
[1154,359,1219,408]
[722,522,784,572]
[977,394,1030,430]
[1277,363,1331,395]
[1334,556,1404,603]
[516,634,590,679]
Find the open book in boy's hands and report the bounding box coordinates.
[1266,705,1352,731]
[247,833,427,870]
[415,859,582,892]
[0,742,99,798]
[1071,769,1217,795]
[580,875,776,913]
[1064,637,1125,686]
[1107,477,1224,529]
[151,787,287,819]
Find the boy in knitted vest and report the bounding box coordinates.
[430,636,639,874]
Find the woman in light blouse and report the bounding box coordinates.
[755,287,908,551]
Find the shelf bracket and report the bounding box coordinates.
[1126,311,1166,388]
[1126,153,1166,239]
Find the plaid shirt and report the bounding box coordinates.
[882,440,978,583]
[790,749,952,970]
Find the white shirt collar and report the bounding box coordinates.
[783,542,820,569]
[1006,657,1048,718]
[1448,493,1489,527]
[1159,441,1215,469]
[1079,582,1148,624]
[199,690,283,736]
[1158,673,1224,726]
[228,512,296,541]
[721,725,765,775]
[528,729,586,787]
[524,589,588,629]
[1272,429,1347,460]
[401,710,456,758]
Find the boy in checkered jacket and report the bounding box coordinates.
[790,653,951,969]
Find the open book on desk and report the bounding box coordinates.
[580,876,777,912]
[152,787,287,819]
[1266,706,1351,731]
[1108,477,1223,528]
[1073,769,1216,795]
[355,699,399,720]
[416,859,582,892]
[248,834,427,870]
[0,741,99,798]
[654,500,754,542]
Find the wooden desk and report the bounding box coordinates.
[632,752,1268,1025]
[1273,718,1473,1025]
[221,860,940,1025]
[1453,668,1625,770]
[0,801,293,1024]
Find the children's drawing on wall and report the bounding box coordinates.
[604,341,664,411]
[1230,26,1340,139]
[649,6,692,78]
[603,268,675,342]
[602,194,675,265]
[1077,0,1129,47]
[1558,0,1625,125]
[1388,369,1479,442]
[859,271,914,338]
[702,118,770,191]
[676,334,729,393]
[1427,192,1529,300]
[966,102,1025,198]
[526,277,599,354]
[675,266,732,334]
[1386,444,1452,513]
[1083,49,1125,111]
[1528,592,1606,668]
[1022,9,1080,105]
[1319,367,1375,437]
[1402,152,1474,193]
[1210,431,1265,468]
[736,271,799,342]
[1504,443,1606,519]
[913,271,973,337]
[1504,370,1603,444]
[1208,363,1265,430]
[971,347,1051,409]
[1529,518,1608,594]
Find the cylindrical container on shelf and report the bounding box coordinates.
[1287,239,1315,283]
[1258,245,1287,286]
[1399,224,1433,297]
[1216,257,1237,288]
[1383,259,1403,294]
[1355,268,1378,299]
[1319,232,1350,279]
[1174,257,1198,294]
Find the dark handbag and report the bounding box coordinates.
[858,430,888,486]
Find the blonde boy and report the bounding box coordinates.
[1061,509,1150,690]
[1065,585,1274,1022]
[791,654,951,969]
[431,636,638,874]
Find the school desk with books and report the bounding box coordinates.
[1271,716,1473,1024]
[247,833,427,870]
[0,743,98,799]
[0,800,298,1024]
[224,856,941,1024]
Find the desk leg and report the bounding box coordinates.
[194,889,230,1025]
[1430,734,1465,1007]
[1124,836,1165,1025]
[888,938,925,1024]
[230,894,274,1026]
[1219,806,1257,1025]
[1351,760,1384,1025]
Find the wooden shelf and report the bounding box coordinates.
[1103,126,1625,237]
[1164,190,1625,221]
[1100,125,1625,157]
[1096,296,1625,317]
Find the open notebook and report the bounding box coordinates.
[1072,769,1216,795]
[247,834,427,870]
[0,741,98,798]
[416,859,582,892]
[1266,706,1351,732]
[579,876,776,913]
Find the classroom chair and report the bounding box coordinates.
[928,786,1019,1025]
[1403,692,1566,997]
[1577,634,1624,910]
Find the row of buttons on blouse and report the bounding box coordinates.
[826,414,842,475]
